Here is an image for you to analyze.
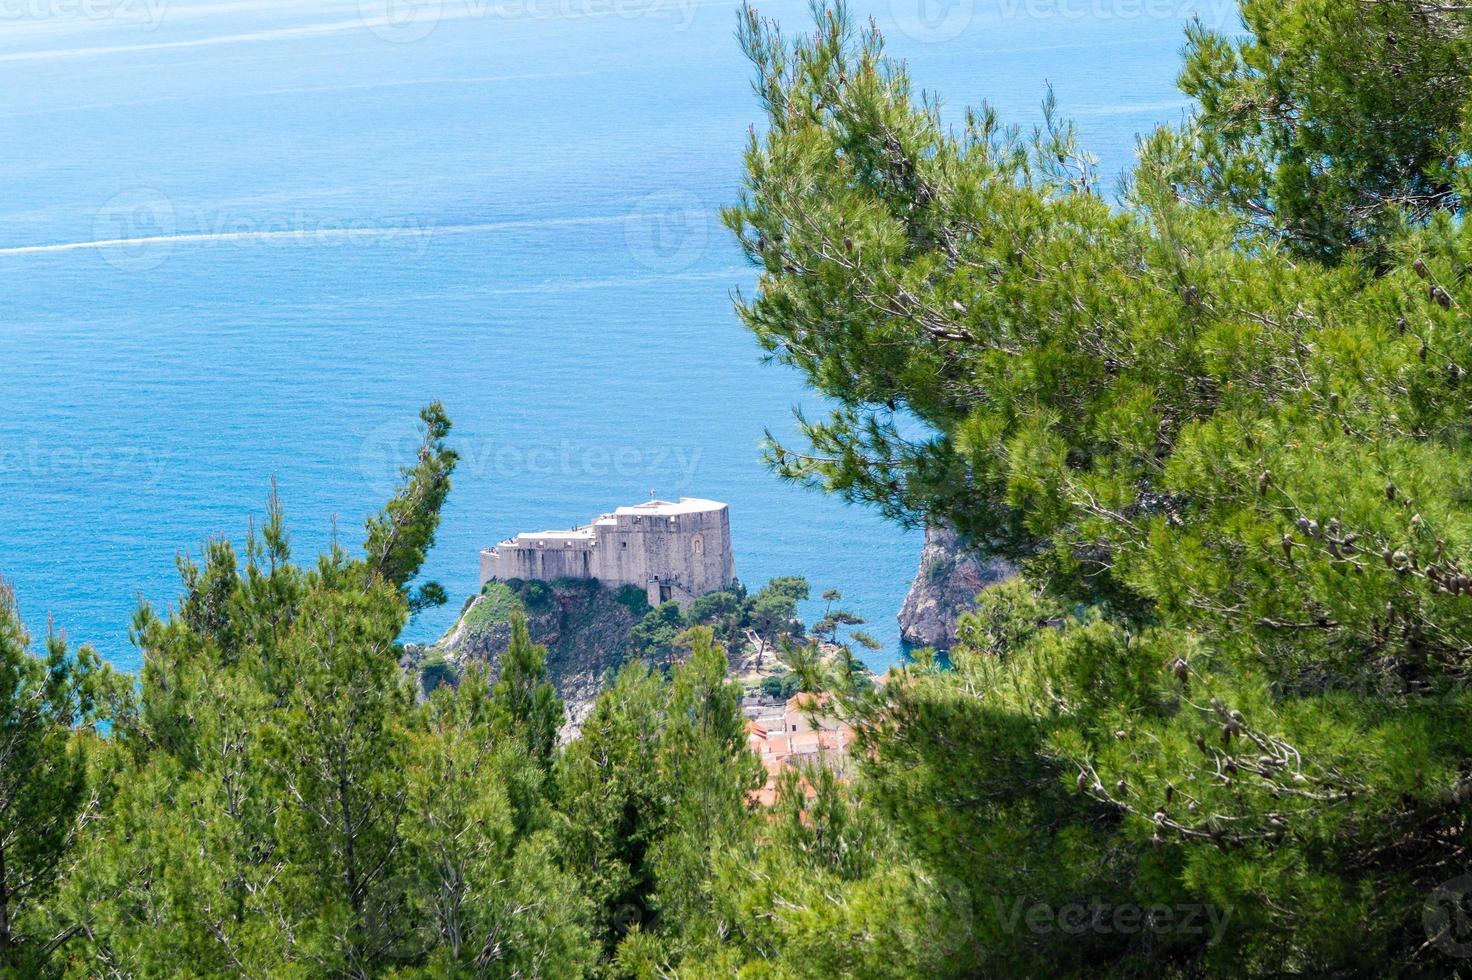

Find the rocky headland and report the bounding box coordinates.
[897,524,1014,650]
[405,574,875,737]
[404,578,653,731]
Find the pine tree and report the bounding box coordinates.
[400,668,594,978]
[263,582,413,977]
[644,627,763,951]
[0,585,113,976]
[53,406,463,976]
[727,1,1472,972]
[555,661,669,956]
[491,610,563,775]
[363,402,459,613]
[1176,0,1472,263]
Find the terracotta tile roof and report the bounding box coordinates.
[787,691,831,711]
[746,691,862,809]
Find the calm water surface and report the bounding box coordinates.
[0,0,1234,672]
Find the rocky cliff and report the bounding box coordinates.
[405,578,652,731]
[897,524,1014,650]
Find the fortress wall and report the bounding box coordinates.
[486,540,594,583]
[590,506,734,595]
[480,500,736,603]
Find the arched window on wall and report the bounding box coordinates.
[691,533,705,556]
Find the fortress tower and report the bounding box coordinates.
[480,498,736,608]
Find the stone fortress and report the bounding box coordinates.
[480,498,736,609]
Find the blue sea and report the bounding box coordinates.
[0,0,1235,674]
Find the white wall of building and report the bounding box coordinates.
[480,498,736,606]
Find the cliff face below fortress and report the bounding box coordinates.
[410,571,876,737]
[898,525,1014,650]
[408,578,652,731]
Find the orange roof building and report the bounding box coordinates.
[743,693,858,807]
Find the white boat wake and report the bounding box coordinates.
[0,212,712,257]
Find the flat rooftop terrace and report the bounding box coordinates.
[612,497,725,516]
[491,498,730,549]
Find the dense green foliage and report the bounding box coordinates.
[0,587,120,976]
[52,404,580,977]
[719,0,1472,974]
[11,3,1472,975]
[626,576,814,662]
[1180,0,1472,263]
[0,406,876,978]
[626,599,689,661]
[455,578,565,639]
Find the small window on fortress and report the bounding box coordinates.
[633,516,641,524]
[621,541,627,549]
[692,534,704,555]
